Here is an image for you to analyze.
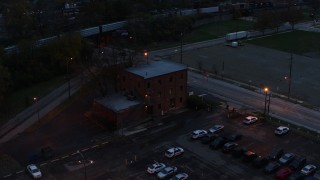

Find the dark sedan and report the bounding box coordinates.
[210,137,227,149]
[264,162,281,174]
[252,156,269,168]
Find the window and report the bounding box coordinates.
[158,104,161,109]
[137,82,140,87]
[158,79,161,84]
[158,92,161,98]
[181,73,183,79]
[122,76,126,82]
[169,76,172,82]
[169,89,172,95]
[147,82,150,88]
[180,97,182,103]
[180,85,183,91]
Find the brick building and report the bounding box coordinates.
[92,60,188,128]
[118,60,188,116]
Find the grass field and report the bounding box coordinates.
[0,76,66,126]
[247,30,320,54]
[184,20,254,43]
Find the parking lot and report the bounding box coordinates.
[121,107,320,180]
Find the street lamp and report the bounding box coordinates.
[144,51,148,64]
[263,87,268,116]
[67,57,72,98]
[33,97,40,123]
[180,32,183,64]
[77,150,87,180]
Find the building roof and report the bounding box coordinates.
[95,94,140,112]
[126,60,187,79]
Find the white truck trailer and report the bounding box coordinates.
[225,31,248,41]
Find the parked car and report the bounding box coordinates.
[191,130,207,139]
[243,116,258,125]
[252,156,269,168]
[268,148,284,160]
[165,147,184,158]
[242,151,258,163]
[264,162,281,174]
[301,164,317,175]
[275,167,293,180]
[201,134,218,144]
[289,156,307,170]
[157,166,178,179]
[170,173,189,180]
[27,164,42,179]
[226,133,243,142]
[274,126,290,135]
[232,147,247,158]
[279,153,295,165]
[41,146,54,159]
[208,125,224,134]
[222,142,238,153]
[147,162,166,174]
[288,172,305,180]
[210,137,227,149]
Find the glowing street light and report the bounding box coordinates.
[33,97,40,123]
[264,87,269,116]
[144,51,148,64]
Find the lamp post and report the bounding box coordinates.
[144,51,148,64]
[180,32,183,64]
[288,53,293,100]
[33,97,40,123]
[67,57,72,98]
[263,87,268,116]
[77,150,87,180]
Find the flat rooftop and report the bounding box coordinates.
[126,60,187,79]
[95,94,140,112]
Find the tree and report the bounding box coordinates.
[0,65,11,106]
[271,10,284,32]
[254,11,273,35]
[282,8,303,30]
[4,0,33,38]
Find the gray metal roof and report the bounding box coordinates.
[126,60,187,79]
[95,94,140,112]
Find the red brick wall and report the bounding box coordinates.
[118,69,188,115]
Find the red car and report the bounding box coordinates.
[275,167,293,179]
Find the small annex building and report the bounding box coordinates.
[93,60,188,127]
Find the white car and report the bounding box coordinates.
[301,164,317,175]
[191,130,207,139]
[157,166,177,179]
[208,125,224,134]
[165,147,184,158]
[27,164,42,179]
[147,162,166,174]
[170,173,189,180]
[243,116,258,125]
[274,126,290,135]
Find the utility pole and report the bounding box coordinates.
[77,150,87,180]
[180,32,183,64]
[288,53,293,100]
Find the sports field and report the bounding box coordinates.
[167,37,320,107]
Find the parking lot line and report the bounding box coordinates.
[3,174,12,178]
[101,141,109,145]
[81,148,89,152]
[51,158,59,162]
[71,152,78,156]
[40,163,47,166]
[16,170,24,174]
[91,145,99,148]
[61,155,69,159]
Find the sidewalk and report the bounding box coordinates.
[0,76,86,144]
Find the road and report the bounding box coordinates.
[188,71,320,132]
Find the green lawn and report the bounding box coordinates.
[247,30,320,54]
[184,20,254,43]
[0,76,66,126]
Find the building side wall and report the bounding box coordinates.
[118,69,188,116]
